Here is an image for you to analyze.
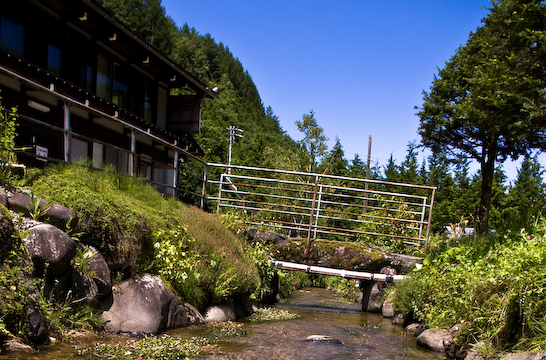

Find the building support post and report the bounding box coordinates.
[129,130,136,176]
[63,102,71,162]
[173,150,179,197]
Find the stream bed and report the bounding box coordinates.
[3,287,445,359]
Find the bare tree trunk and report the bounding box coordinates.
[476,143,497,235]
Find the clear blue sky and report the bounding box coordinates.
[161,0,545,182]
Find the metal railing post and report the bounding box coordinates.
[313,184,323,239]
[216,173,224,215]
[304,175,319,258]
[200,163,208,209]
[424,188,436,253]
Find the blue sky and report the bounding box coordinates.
[161,0,545,182]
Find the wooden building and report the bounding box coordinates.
[0,0,216,194]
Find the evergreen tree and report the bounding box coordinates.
[383,154,400,183]
[319,137,348,176]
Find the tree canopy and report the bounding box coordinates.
[417,0,546,234]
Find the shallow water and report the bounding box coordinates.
[3,288,445,359]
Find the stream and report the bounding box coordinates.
[3,287,445,359]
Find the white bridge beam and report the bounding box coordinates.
[271,260,406,283]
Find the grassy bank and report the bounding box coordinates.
[394,228,546,357]
[1,162,296,324]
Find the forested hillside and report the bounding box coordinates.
[97,0,302,170]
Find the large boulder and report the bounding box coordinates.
[101,274,204,334]
[43,203,78,231]
[416,328,449,353]
[24,224,77,276]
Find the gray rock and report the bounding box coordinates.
[444,323,466,359]
[381,290,395,318]
[392,313,406,325]
[6,192,77,231]
[502,352,546,360]
[45,203,78,231]
[416,328,449,353]
[7,192,46,217]
[25,296,46,343]
[304,335,343,345]
[405,323,420,336]
[75,244,111,297]
[361,267,396,312]
[101,274,203,334]
[274,239,391,273]
[247,227,288,246]
[387,253,422,274]
[464,348,488,360]
[168,302,204,329]
[24,224,77,276]
[3,340,36,353]
[204,304,237,323]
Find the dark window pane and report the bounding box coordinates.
[47,43,62,75]
[0,16,25,56]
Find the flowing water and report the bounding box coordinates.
[3,287,445,359]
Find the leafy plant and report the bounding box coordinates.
[0,96,18,188]
[26,191,52,221]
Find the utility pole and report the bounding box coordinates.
[364,135,372,212]
[227,125,243,174]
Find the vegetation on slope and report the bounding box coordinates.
[394,228,546,356]
[19,161,271,312]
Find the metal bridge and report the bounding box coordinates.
[179,161,436,254]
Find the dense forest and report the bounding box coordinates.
[96,0,546,235]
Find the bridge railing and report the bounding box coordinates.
[182,162,436,251]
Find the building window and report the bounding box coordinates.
[80,63,95,92]
[112,64,128,109]
[0,16,25,56]
[143,81,154,122]
[96,53,112,100]
[47,43,62,75]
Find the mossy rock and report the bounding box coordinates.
[273,239,391,272]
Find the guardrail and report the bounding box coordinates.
[183,162,436,252]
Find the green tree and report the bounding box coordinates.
[426,152,458,233]
[504,154,545,231]
[382,154,400,183]
[319,137,348,176]
[399,141,421,185]
[417,0,546,234]
[295,110,328,173]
